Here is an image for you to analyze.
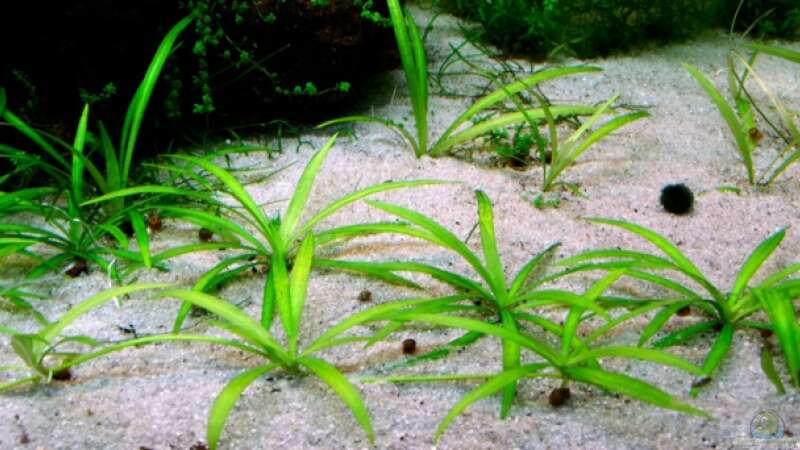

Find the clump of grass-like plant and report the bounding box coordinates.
[331,191,706,434]
[87,134,441,332]
[684,46,799,186]
[360,271,708,443]
[0,16,195,279]
[557,218,800,395]
[318,0,602,158]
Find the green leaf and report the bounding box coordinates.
[499,310,520,418]
[434,363,549,443]
[171,155,277,249]
[303,295,469,355]
[756,289,800,388]
[289,235,314,349]
[652,321,719,349]
[683,63,753,184]
[744,42,800,64]
[586,218,722,301]
[398,313,561,364]
[158,289,290,364]
[297,179,449,241]
[700,323,734,377]
[638,300,695,347]
[761,345,786,395]
[121,16,193,185]
[475,191,507,302]
[128,210,151,268]
[563,366,709,418]
[207,365,277,450]
[280,135,336,242]
[568,346,704,376]
[365,199,492,284]
[728,229,785,308]
[70,105,90,206]
[300,356,375,444]
[40,284,169,343]
[508,242,560,298]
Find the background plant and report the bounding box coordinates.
[684,53,799,186]
[319,0,602,158]
[434,0,798,60]
[0,17,194,280]
[556,218,800,395]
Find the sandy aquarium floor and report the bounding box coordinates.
[3,5,800,450]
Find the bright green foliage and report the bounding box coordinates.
[535,95,648,192]
[558,218,800,395]
[755,289,800,392]
[86,134,440,331]
[319,0,604,158]
[0,284,169,391]
[343,191,707,440]
[0,17,194,280]
[685,49,800,186]
[684,62,758,184]
[735,43,800,185]
[361,274,708,442]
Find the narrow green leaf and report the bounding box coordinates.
[365,199,492,284]
[639,301,695,347]
[683,62,753,184]
[40,284,169,342]
[71,105,89,206]
[586,218,722,301]
[434,363,549,443]
[121,16,193,184]
[300,356,375,444]
[508,242,560,298]
[756,289,800,387]
[761,345,787,394]
[207,365,277,450]
[280,135,336,242]
[158,289,290,364]
[475,191,507,302]
[729,229,785,307]
[289,235,314,346]
[652,321,719,348]
[297,179,449,241]
[701,323,734,376]
[569,346,703,375]
[128,210,151,269]
[563,366,709,418]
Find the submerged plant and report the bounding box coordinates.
[0,284,168,390]
[533,94,647,193]
[318,0,601,158]
[2,240,461,449]
[557,218,800,395]
[756,288,800,393]
[323,190,705,437]
[684,47,800,186]
[87,134,439,331]
[0,16,195,279]
[361,271,708,442]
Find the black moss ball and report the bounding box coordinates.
[660,183,694,215]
